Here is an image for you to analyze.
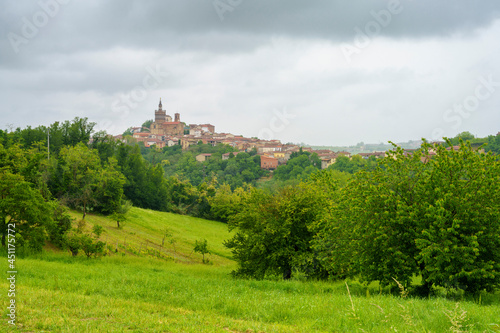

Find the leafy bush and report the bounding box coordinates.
[64,224,107,258]
[314,140,500,295]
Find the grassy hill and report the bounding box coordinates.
[65,207,235,266]
[1,208,500,332]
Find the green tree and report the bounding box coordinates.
[118,144,170,211]
[64,232,82,256]
[54,143,125,218]
[18,125,47,149]
[79,233,106,259]
[15,118,96,156]
[92,157,126,215]
[273,152,320,182]
[194,238,210,263]
[141,119,153,131]
[64,224,106,258]
[47,202,73,248]
[110,199,132,229]
[0,143,28,176]
[450,131,475,145]
[0,170,54,252]
[166,176,199,214]
[122,128,133,137]
[162,227,177,252]
[56,143,101,218]
[485,133,500,154]
[314,140,500,295]
[65,117,96,146]
[90,131,120,164]
[225,178,334,280]
[208,184,247,223]
[329,155,368,174]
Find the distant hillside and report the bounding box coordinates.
[309,140,423,154]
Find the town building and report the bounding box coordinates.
[189,124,216,136]
[196,153,212,162]
[150,99,184,136]
[260,155,279,170]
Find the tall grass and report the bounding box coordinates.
[2,253,499,332]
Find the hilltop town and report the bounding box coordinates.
[116,99,387,171]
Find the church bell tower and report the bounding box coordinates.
[155,98,166,123]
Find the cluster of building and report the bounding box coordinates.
[117,100,387,170]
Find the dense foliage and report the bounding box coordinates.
[328,154,378,174]
[449,131,500,154]
[0,118,121,254]
[48,143,126,218]
[219,139,500,295]
[273,150,321,181]
[143,142,266,189]
[314,140,500,295]
[223,170,339,279]
[0,169,53,252]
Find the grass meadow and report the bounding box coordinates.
[1,207,499,332]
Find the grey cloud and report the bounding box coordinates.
[1,1,499,145]
[3,1,500,59]
[2,1,498,73]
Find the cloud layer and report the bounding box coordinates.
[1,1,500,145]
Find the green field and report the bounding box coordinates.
[2,208,500,332]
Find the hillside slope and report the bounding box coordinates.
[66,207,235,266]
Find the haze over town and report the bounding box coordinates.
[2,1,500,146]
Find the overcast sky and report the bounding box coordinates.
[1,1,500,146]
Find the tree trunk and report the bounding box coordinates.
[418,262,432,296]
[2,217,11,246]
[69,247,78,256]
[282,262,292,280]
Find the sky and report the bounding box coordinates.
[1,0,500,146]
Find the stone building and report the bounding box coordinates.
[189,123,215,136]
[150,99,184,136]
[260,155,278,170]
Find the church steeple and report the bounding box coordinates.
[155,98,166,123]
